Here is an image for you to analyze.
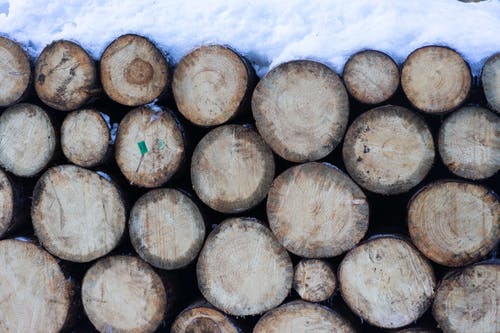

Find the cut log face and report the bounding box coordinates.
[31,165,126,262]
[35,40,97,111]
[293,259,337,303]
[191,124,275,213]
[82,256,167,333]
[408,180,499,267]
[129,188,205,270]
[0,37,31,107]
[439,106,499,180]
[401,46,471,114]
[267,162,368,257]
[197,217,293,316]
[433,262,499,333]
[252,60,349,162]
[0,169,14,238]
[343,50,400,104]
[100,34,168,106]
[253,301,355,333]
[342,105,434,194]
[115,106,185,188]
[0,239,71,333]
[173,45,252,126]
[482,53,500,113]
[0,103,56,177]
[171,302,241,333]
[61,109,110,167]
[338,236,436,329]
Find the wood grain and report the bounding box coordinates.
[293,259,337,303]
[482,52,500,113]
[171,301,241,333]
[0,169,14,238]
[0,36,31,107]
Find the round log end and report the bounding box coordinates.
[0,36,31,107]
[0,169,14,238]
[482,53,500,113]
[293,259,337,302]
[171,302,240,333]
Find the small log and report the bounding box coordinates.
[438,106,499,180]
[197,217,293,316]
[482,53,500,113]
[171,301,241,333]
[267,162,368,257]
[100,34,169,106]
[342,105,434,194]
[408,180,499,267]
[31,165,126,262]
[115,105,185,188]
[253,301,355,333]
[35,40,97,111]
[129,188,205,270]
[293,259,337,303]
[401,46,471,114]
[191,124,275,213]
[343,50,400,104]
[0,103,56,177]
[173,44,256,126]
[82,255,167,333]
[0,36,31,107]
[0,239,72,333]
[338,236,436,329]
[61,109,111,168]
[252,60,349,162]
[432,262,499,333]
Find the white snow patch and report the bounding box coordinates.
[96,170,112,181]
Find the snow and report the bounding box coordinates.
[0,0,499,76]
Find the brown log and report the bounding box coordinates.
[115,105,185,188]
[191,124,275,213]
[338,236,436,329]
[171,301,241,333]
[82,255,168,333]
[401,46,471,114]
[197,217,293,316]
[129,188,205,270]
[408,180,499,267]
[0,239,72,333]
[432,262,499,333]
[0,36,31,107]
[342,105,435,194]
[100,34,168,106]
[293,259,337,303]
[31,165,126,262]
[343,50,400,104]
[252,60,349,162]
[0,103,56,177]
[267,162,368,257]
[482,52,500,113]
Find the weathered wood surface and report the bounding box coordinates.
[293,259,337,303]
[171,301,241,333]
[0,36,31,107]
[482,52,500,113]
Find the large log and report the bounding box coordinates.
[171,301,241,333]
[252,60,349,162]
[0,36,31,107]
[293,259,337,303]
[482,52,500,113]
[267,162,368,257]
[0,169,27,238]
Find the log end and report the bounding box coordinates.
[0,36,31,107]
[482,52,500,113]
[0,169,14,238]
[293,259,337,302]
[171,302,240,333]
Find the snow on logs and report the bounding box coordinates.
[0,37,31,107]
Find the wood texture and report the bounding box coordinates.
[191,124,275,213]
[482,53,500,113]
[252,60,349,162]
[267,162,368,257]
[0,36,31,107]
[0,169,14,238]
[338,236,436,329]
[197,217,293,316]
[342,105,435,194]
[171,301,241,333]
[31,165,126,262]
[293,259,337,303]
[408,180,499,267]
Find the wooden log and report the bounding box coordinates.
[338,236,436,329]
[31,164,126,262]
[115,105,185,188]
[253,301,355,333]
[252,60,349,162]
[35,40,97,111]
[129,188,205,270]
[408,180,499,267]
[0,239,72,333]
[0,169,28,238]
[342,105,435,195]
[0,36,31,107]
[173,44,256,126]
[267,162,368,257]
[482,53,500,113]
[191,124,275,213]
[401,46,471,114]
[438,106,499,180]
[0,103,56,177]
[197,217,293,316]
[82,255,167,333]
[293,259,337,303]
[343,50,400,104]
[171,301,241,333]
[100,34,169,106]
[432,262,499,333]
